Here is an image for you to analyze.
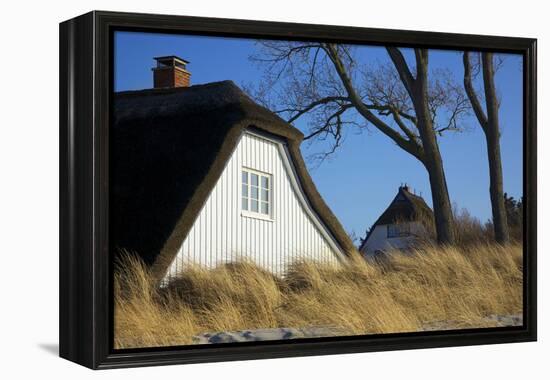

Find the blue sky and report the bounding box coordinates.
[114,31,523,239]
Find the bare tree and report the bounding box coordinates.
[463,52,510,244]
[251,42,470,245]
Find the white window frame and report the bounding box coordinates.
[241,167,273,221]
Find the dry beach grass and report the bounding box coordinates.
[114,243,523,349]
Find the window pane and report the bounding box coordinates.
[261,189,269,201]
[261,176,269,189]
[242,197,248,210]
[242,184,248,197]
[251,200,259,212]
[251,173,259,186]
[242,171,248,184]
[261,202,269,214]
[251,186,258,200]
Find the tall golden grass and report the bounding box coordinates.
[114,243,522,349]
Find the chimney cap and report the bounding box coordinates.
[154,55,190,65]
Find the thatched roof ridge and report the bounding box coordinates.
[111,81,356,280]
[377,187,433,225]
[115,80,300,137]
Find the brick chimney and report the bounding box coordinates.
[152,56,191,88]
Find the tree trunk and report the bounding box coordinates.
[420,134,456,245]
[482,53,510,244]
[335,45,456,245]
[412,50,456,245]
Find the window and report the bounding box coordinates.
[242,169,271,217]
[387,223,410,238]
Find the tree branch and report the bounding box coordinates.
[436,94,470,136]
[414,48,429,83]
[463,51,488,131]
[325,43,424,161]
[276,96,350,123]
[390,108,419,142]
[368,104,418,125]
[303,104,353,141]
[482,52,500,133]
[308,47,322,89]
[253,43,323,63]
[386,47,416,98]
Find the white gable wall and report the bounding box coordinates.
[360,222,425,257]
[164,132,343,281]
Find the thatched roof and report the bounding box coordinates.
[111,81,356,279]
[359,186,433,250]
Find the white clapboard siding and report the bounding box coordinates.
[164,131,343,281]
[360,222,425,256]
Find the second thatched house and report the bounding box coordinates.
[111,56,356,283]
[359,185,434,258]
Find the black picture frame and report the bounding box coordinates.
[59,10,537,370]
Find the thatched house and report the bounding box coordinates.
[111,56,355,282]
[359,185,433,258]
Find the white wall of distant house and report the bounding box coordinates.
[164,131,343,280]
[361,222,425,256]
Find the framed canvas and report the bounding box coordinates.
[59,10,537,369]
